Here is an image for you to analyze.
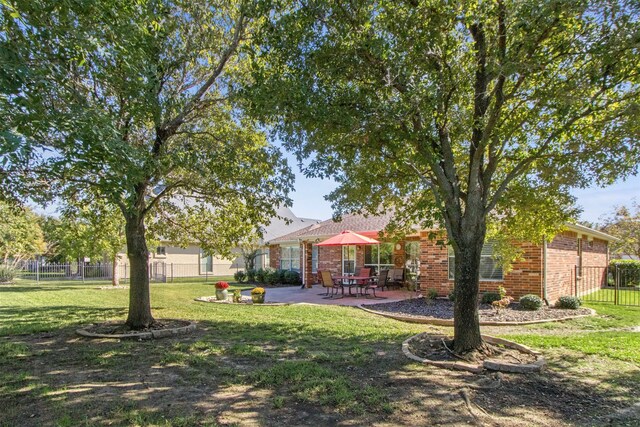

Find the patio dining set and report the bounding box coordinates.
[318,267,407,299]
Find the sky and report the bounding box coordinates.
[287,161,640,225]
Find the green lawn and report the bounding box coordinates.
[0,280,639,426]
[580,288,640,305]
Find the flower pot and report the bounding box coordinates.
[251,293,265,304]
[215,289,229,301]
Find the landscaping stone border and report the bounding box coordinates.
[358,304,596,326]
[76,320,196,340]
[402,332,546,374]
[194,296,290,306]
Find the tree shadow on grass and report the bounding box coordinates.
[0,315,638,426]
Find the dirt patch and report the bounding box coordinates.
[76,319,196,339]
[367,298,592,323]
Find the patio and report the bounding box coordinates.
[243,285,419,306]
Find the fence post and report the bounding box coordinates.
[205,269,208,283]
[171,263,174,283]
[81,261,85,283]
[613,265,620,305]
[36,259,40,283]
[574,266,578,297]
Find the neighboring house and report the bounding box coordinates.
[268,214,616,304]
[120,207,320,280]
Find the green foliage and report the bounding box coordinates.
[246,268,256,283]
[255,268,268,284]
[481,292,502,305]
[426,289,438,300]
[233,271,247,283]
[0,202,45,264]
[283,270,301,285]
[0,265,16,283]
[448,290,456,302]
[519,294,543,311]
[498,286,507,299]
[609,259,640,288]
[556,296,582,310]
[601,201,640,259]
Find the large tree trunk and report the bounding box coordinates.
[124,213,154,329]
[452,236,484,353]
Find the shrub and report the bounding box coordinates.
[448,290,456,301]
[556,296,581,309]
[426,289,438,300]
[234,271,246,283]
[246,268,256,283]
[276,269,287,284]
[256,268,267,284]
[519,294,543,310]
[498,285,507,299]
[283,270,301,285]
[266,270,279,286]
[481,292,502,305]
[609,259,640,288]
[0,265,16,283]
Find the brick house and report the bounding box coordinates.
[267,214,615,304]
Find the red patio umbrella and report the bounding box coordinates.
[316,231,379,275]
[315,230,380,246]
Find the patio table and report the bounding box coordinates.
[333,275,374,297]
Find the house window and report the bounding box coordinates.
[448,241,503,281]
[311,245,318,273]
[262,248,270,269]
[342,245,356,274]
[364,243,393,274]
[280,245,300,272]
[200,249,213,273]
[405,241,420,275]
[156,246,166,256]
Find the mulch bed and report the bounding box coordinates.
[367,298,592,323]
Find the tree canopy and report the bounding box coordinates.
[601,200,640,259]
[1,0,293,327]
[0,201,45,265]
[248,0,640,352]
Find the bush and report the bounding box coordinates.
[266,270,279,286]
[256,268,267,284]
[556,296,582,309]
[426,289,438,300]
[519,294,543,310]
[0,265,16,283]
[234,270,246,283]
[448,290,455,301]
[246,269,256,283]
[609,259,640,288]
[283,270,301,285]
[481,292,502,304]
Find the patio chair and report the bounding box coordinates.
[316,270,331,296]
[354,267,373,295]
[387,268,406,289]
[320,270,344,298]
[364,269,388,298]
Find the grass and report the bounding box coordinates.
[0,279,639,425]
[580,288,640,305]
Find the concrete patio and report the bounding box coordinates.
[243,285,420,306]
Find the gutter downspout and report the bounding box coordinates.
[543,237,549,306]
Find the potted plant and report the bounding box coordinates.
[251,287,266,303]
[232,289,242,303]
[215,281,230,301]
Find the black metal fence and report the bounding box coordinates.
[576,266,640,306]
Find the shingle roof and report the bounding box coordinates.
[268,212,395,243]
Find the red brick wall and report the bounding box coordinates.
[418,234,543,300]
[318,245,342,274]
[269,245,280,270]
[303,242,315,286]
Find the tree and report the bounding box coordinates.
[601,200,640,259]
[0,201,45,265]
[248,1,639,353]
[1,1,293,328]
[42,198,130,286]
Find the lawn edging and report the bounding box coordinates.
[358,305,596,326]
[76,320,196,340]
[402,332,546,374]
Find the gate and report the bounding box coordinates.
[576,266,640,306]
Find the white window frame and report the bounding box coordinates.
[280,245,300,272]
[448,241,503,281]
[311,245,318,273]
[364,243,394,274]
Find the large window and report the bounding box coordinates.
[364,243,394,274]
[311,245,318,273]
[405,241,420,275]
[342,245,356,274]
[280,245,300,272]
[448,241,503,281]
